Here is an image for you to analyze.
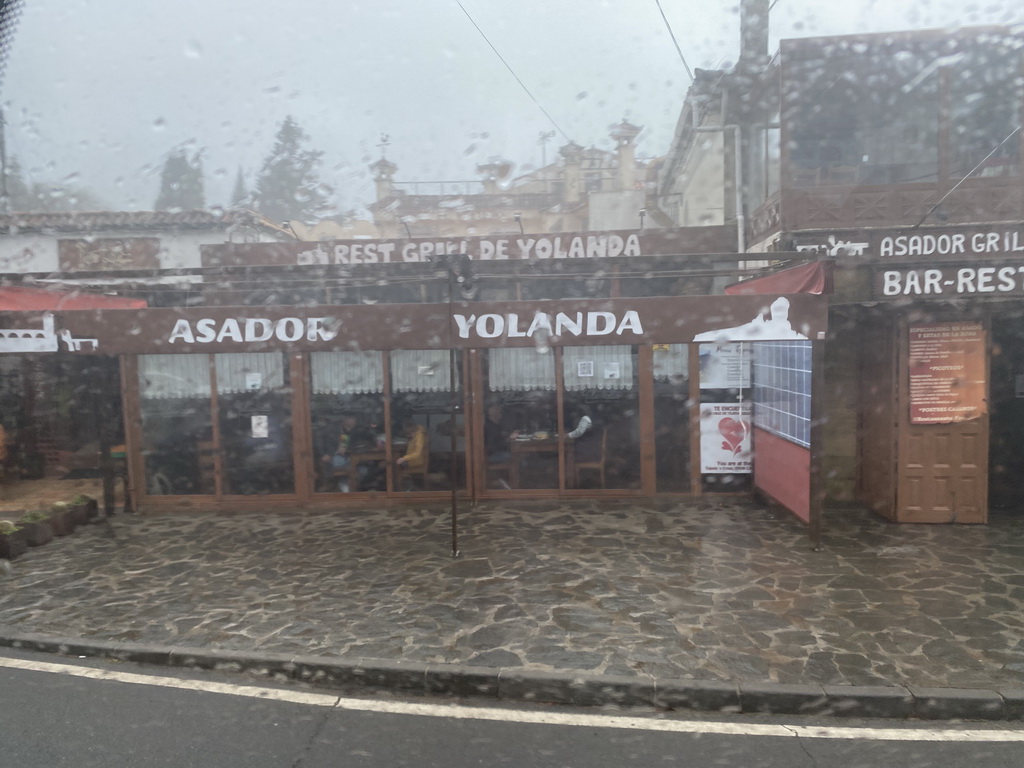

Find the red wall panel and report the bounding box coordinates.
[753,428,811,523]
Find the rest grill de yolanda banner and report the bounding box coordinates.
[201,228,732,267]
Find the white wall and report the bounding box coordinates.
[0,235,59,272]
[670,132,725,227]
[0,229,241,273]
[588,190,647,231]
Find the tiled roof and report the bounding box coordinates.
[0,209,277,235]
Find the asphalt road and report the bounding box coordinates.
[1,649,1023,768]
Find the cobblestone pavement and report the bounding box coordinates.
[2,499,1024,690]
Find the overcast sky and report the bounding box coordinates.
[2,0,1019,215]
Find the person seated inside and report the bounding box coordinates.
[319,415,373,492]
[484,403,518,489]
[485,404,520,463]
[395,419,428,490]
[565,406,600,468]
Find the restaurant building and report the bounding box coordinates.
[0,228,828,530]
[656,8,1024,523]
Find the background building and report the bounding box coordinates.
[368,120,668,238]
[658,1,1024,522]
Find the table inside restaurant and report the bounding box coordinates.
[508,434,563,488]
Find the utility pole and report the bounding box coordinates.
[442,253,474,559]
[0,1,27,215]
[0,106,8,215]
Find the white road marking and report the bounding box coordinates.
[2,655,1022,742]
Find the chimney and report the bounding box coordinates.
[370,157,397,202]
[609,119,642,191]
[738,0,770,70]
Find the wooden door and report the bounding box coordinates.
[896,320,989,524]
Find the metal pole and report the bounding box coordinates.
[0,107,9,215]
[446,263,461,558]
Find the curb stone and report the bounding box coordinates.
[0,630,1019,720]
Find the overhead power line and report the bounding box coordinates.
[456,1,571,143]
[654,0,693,81]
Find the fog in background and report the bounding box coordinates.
[3,0,1019,214]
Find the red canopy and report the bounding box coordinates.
[724,260,832,295]
[0,285,147,310]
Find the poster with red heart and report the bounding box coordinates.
[700,403,752,473]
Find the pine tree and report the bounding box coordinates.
[253,116,333,223]
[154,148,205,211]
[230,167,249,208]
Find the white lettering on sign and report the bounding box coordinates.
[881,266,1024,296]
[880,230,1024,257]
[319,234,645,264]
[168,317,339,344]
[452,310,644,341]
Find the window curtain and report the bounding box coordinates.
[214,352,285,394]
[138,354,211,399]
[653,344,689,381]
[562,345,634,391]
[311,351,384,394]
[488,347,556,392]
[390,349,455,392]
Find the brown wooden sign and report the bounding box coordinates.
[792,225,1024,261]
[58,238,161,271]
[0,294,828,356]
[201,227,734,268]
[874,264,1024,298]
[908,322,986,424]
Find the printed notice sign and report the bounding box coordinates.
[700,403,752,474]
[698,343,751,389]
[908,322,986,424]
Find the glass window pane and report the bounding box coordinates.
[389,350,465,492]
[216,352,294,495]
[310,351,386,494]
[138,354,213,495]
[562,345,640,490]
[484,348,558,490]
[654,344,691,493]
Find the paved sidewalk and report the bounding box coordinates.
[3,500,1024,718]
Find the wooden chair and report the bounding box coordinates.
[486,456,512,489]
[396,449,430,491]
[328,463,352,491]
[573,429,607,489]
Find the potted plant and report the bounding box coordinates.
[0,520,28,560]
[72,494,99,521]
[49,502,75,537]
[18,510,53,547]
[67,496,90,527]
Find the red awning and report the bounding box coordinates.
[0,285,147,310]
[724,261,832,296]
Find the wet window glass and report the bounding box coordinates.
[309,351,386,494]
[138,354,214,495]
[950,42,1021,179]
[389,349,465,491]
[562,345,640,490]
[215,352,294,495]
[653,344,692,493]
[483,346,557,490]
